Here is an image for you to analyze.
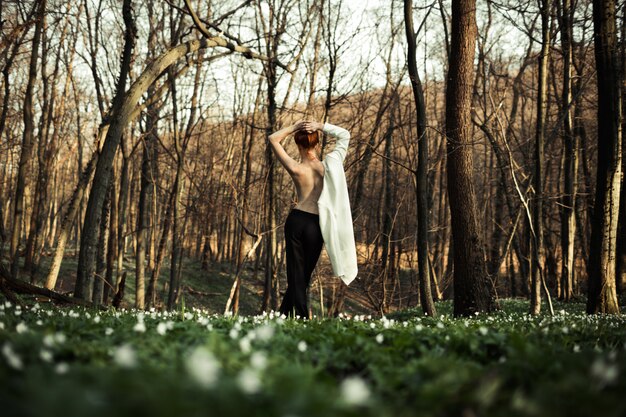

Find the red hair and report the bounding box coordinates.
[294,130,319,149]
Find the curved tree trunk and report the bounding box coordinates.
[404,0,436,317]
[74,0,137,300]
[74,34,218,299]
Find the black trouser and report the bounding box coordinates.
[279,208,324,319]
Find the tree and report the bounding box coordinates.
[445,0,493,317]
[9,0,46,280]
[404,0,436,316]
[558,0,577,302]
[530,0,552,315]
[587,0,621,314]
[74,0,137,300]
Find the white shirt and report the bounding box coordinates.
[317,123,358,285]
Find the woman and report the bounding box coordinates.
[268,120,358,319]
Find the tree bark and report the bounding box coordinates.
[615,2,626,296]
[445,0,493,317]
[75,0,137,300]
[559,0,577,302]
[404,0,436,316]
[530,0,552,315]
[10,0,46,280]
[587,0,622,314]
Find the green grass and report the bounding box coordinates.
[25,252,374,316]
[1,297,625,417]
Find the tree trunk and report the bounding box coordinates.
[559,0,577,302]
[92,182,112,307]
[404,0,436,316]
[75,34,225,300]
[10,0,46,280]
[135,94,158,310]
[75,0,137,300]
[615,2,626,296]
[445,0,493,317]
[531,0,552,315]
[44,129,103,290]
[587,0,622,314]
[167,67,183,311]
[104,178,118,305]
[262,54,278,312]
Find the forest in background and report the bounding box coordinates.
[0,0,624,317]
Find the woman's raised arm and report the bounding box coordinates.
[268,121,305,176]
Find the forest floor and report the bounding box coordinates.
[26,251,394,316]
[1,292,625,417]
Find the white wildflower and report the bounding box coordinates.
[478,326,488,336]
[16,322,28,334]
[590,358,619,387]
[2,343,23,370]
[250,351,268,370]
[340,376,370,406]
[105,327,114,336]
[237,368,262,394]
[240,337,252,354]
[113,343,137,368]
[55,362,69,374]
[133,320,146,333]
[54,332,66,344]
[297,341,307,352]
[375,333,384,344]
[40,349,53,363]
[156,322,168,336]
[185,346,220,389]
[43,334,55,347]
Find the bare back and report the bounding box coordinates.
[291,159,325,214]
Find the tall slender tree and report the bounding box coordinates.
[558,0,577,302]
[9,0,46,280]
[404,0,436,316]
[530,0,552,315]
[587,0,621,314]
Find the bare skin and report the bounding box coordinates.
[268,120,325,215]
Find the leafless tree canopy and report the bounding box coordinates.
[0,0,623,316]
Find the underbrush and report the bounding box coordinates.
[1,298,625,417]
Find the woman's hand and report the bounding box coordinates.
[292,120,307,132]
[299,121,323,133]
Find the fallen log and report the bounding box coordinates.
[184,285,224,297]
[0,263,108,311]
